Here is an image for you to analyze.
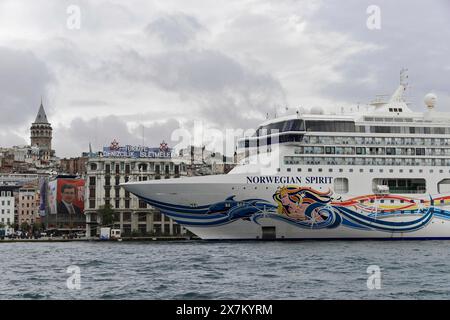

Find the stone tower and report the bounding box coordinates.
[30,100,53,160]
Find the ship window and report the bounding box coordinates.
[287,168,291,172]
[399,108,403,112]
[308,168,312,172]
[360,169,363,173]
[334,178,349,194]
[372,178,426,194]
[305,121,355,133]
[389,108,393,112]
[297,168,301,172]
[329,169,333,172]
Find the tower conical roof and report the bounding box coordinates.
[34,100,49,124]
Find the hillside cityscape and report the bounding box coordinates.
[0,101,237,239]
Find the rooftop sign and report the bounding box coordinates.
[102,140,172,158]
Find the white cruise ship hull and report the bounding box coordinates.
[122,173,450,240]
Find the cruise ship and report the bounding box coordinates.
[123,73,450,240]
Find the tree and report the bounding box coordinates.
[33,222,43,232]
[0,222,5,230]
[20,222,29,231]
[10,223,18,232]
[98,204,115,226]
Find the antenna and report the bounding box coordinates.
[400,67,408,86]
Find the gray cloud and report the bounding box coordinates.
[0,47,53,127]
[97,48,285,129]
[1,0,449,158]
[54,115,182,157]
[145,13,204,46]
[311,0,450,109]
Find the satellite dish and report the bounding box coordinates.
[424,93,437,110]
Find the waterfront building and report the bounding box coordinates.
[17,187,40,227]
[84,141,189,237]
[0,186,16,233]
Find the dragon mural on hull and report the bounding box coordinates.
[138,186,450,233]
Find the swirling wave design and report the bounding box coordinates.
[136,187,448,233]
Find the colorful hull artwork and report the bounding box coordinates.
[138,186,450,238]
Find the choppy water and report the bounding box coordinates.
[1,240,450,299]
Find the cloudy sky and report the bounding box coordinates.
[0,0,449,157]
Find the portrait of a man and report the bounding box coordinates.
[57,184,83,215]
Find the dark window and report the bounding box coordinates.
[123,212,131,222]
[256,120,305,136]
[305,121,355,132]
[416,148,425,156]
[89,177,96,186]
[153,211,161,221]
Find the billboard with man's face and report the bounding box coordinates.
[49,179,85,215]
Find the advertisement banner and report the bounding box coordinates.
[48,180,58,215]
[48,179,85,215]
[39,177,47,217]
[56,179,85,215]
